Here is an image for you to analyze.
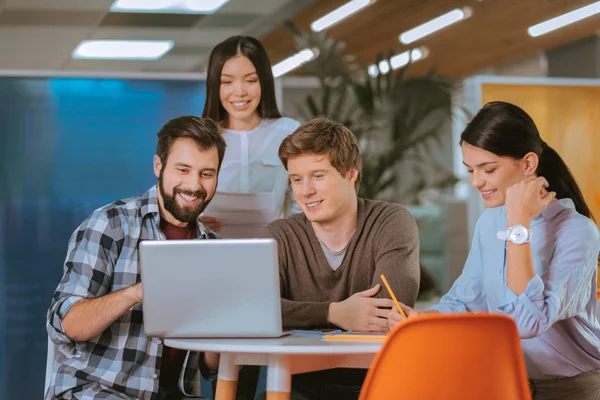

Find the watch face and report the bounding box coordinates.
[508,226,528,244]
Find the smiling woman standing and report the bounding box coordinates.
[200,36,301,234]
[200,35,301,400]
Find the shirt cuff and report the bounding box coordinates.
[311,302,332,328]
[58,295,85,319]
[497,274,547,323]
[53,295,85,340]
[282,301,331,329]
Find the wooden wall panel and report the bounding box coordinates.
[481,83,600,284]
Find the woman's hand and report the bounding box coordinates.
[505,176,555,227]
[387,302,419,329]
[199,215,223,232]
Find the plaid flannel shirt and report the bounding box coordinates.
[46,186,219,400]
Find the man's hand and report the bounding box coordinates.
[199,215,223,232]
[328,284,394,332]
[387,303,419,329]
[505,176,555,227]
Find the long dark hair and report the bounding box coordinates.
[460,101,593,220]
[202,36,282,123]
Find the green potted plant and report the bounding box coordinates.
[284,22,458,204]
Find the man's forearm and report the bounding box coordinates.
[281,299,331,328]
[62,285,140,342]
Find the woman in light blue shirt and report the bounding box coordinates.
[390,101,600,399]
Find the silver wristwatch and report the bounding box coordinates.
[497,224,531,245]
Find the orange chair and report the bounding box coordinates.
[359,313,530,400]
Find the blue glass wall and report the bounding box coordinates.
[0,76,207,399]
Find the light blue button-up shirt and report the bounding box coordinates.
[432,198,600,380]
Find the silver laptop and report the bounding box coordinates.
[139,238,284,338]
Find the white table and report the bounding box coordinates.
[165,335,382,400]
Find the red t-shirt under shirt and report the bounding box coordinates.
[157,219,196,390]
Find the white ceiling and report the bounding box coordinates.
[0,0,314,72]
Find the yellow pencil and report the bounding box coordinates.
[323,334,387,342]
[380,274,407,318]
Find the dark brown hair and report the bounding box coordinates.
[461,101,593,220]
[279,116,362,192]
[156,116,226,169]
[202,36,282,123]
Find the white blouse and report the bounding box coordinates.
[218,117,302,218]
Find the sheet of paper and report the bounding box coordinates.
[202,191,277,238]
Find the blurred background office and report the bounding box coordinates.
[1,0,600,398]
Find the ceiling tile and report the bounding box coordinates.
[65,58,150,71]
[0,54,68,69]
[99,12,203,28]
[0,26,91,51]
[243,0,315,39]
[168,45,213,56]
[4,0,113,11]
[178,27,240,47]
[90,27,189,41]
[0,9,104,26]
[218,0,292,15]
[198,13,260,29]
[144,54,205,72]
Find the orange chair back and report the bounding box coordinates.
[359,313,530,400]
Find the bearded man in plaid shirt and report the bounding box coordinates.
[46,116,226,399]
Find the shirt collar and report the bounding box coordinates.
[140,185,160,218]
[533,198,575,223]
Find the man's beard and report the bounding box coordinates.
[158,171,213,224]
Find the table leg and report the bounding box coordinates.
[266,354,291,400]
[215,353,238,400]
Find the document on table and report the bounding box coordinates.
[202,191,278,238]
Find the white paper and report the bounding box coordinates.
[202,191,278,238]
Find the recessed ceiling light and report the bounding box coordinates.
[311,0,374,32]
[378,60,391,75]
[528,1,600,37]
[72,40,174,60]
[272,49,318,78]
[390,48,426,69]
[399,8,471,45]
[368,47,428,77]
[110,0,230,14]
[367,64,379,78]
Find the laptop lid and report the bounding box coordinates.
[139,238,283,338]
